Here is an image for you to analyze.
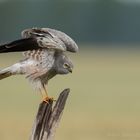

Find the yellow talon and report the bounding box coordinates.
[43,96,55,103]
[39,85,56,103]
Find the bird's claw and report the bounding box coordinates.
[43,96,55,103]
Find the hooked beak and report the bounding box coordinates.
[68,67,73,73]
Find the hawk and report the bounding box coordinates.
[0,28,78,101]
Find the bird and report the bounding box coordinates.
[0,27,78,102]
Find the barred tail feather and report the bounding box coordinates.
[0,68,12,80]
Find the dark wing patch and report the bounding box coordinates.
[0,35,66,53]
[0,38,39,53]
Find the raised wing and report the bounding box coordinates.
[22,28,78,53]
[22,28,66,51]
[0,34,66,53]
[0,27,78,53]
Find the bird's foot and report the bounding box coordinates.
[43,96,55,103]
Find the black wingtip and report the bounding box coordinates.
[0,38,39,53]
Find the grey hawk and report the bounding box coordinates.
[0,28,78,101]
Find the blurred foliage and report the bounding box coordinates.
[0,0,140,44]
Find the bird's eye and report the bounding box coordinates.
[63,63,69,68]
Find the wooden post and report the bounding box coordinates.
[29,88,70,140]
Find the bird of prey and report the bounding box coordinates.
[0,28,78,102]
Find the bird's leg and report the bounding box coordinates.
[43,84,48,97]
[42,84,54,103]
[39,87,49,103]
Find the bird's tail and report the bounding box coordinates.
[0,67,12,80]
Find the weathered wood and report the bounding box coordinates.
[30,88,70,140]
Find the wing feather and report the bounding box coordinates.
[22,28,66,51]
[0,27,78,53]
[0,38,39,53]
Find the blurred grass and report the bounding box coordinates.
[0,47,140,140]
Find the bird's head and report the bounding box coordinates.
[54,53,73,75]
